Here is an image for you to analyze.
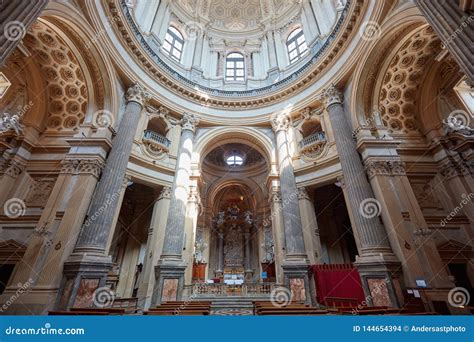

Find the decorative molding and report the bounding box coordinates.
[269,187,282,203]
[125,83,150,106]
[297,187,310,201]
[322,84,343,108]
[365,160,407,179]
[271,113,290,132]
[60,158,104,178]
[181,112,199,133]
[1,159,26,178]
[158,186,172,200]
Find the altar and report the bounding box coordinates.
[212,205,255,281]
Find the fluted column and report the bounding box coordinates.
[58,83,149,309]
[153,113,198,304]
[216,227,224,276]
[74,84,149,254]
[137,186,171,310]
[415,0,474,85]
[271,114,308,261]
[159,113,198,260]
[272,115,313,304]
[244,227,252,278]
[322,85,400,307]
[0,0,48,66]
[297,187,322,265]
[322,86,394,256]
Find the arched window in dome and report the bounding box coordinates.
[163,26,184,61]
[225,52,245,81]
[287,28,308,64]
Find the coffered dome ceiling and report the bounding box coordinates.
[176,0,300,33]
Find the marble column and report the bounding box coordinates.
[59,83,149,309]
[216,226,224,276]
[271,115,313,304]
[268,187,285,283]
[0,0,48,66]
[183,185,201,285]
[415,0,474,85]
[244,227,253,279]
[153,113,198,304]
[137,186,171,310]
[271,114,308,261]
[322,85,400,307]
[297,187,323,265]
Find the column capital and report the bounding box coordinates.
[269,187,282,203]
[0,159,26,178]
[271,113,291,132]
[297,187,311,201]
[322,84,343,108]
[158,186,172,200]
[125,83,150,106]
[181,113,199,133]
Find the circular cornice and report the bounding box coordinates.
[104,0,364,110]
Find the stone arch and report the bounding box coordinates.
[349,6,429,130]
[193,126,276,169]
[38,2,120,128]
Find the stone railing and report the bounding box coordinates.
[142,130,171,158]
[191,283,276,297]
[299,131,327,160]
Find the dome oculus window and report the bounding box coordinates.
[226,155,244,166]
[287,28,308,64]
[163,26,184,61]
[226,52,245,81]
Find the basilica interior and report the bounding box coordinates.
[0,0,473,316]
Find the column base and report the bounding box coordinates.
[281,263,315,306]
[354,253,402,308]
[152,259,187,306]
[56,253,113,310]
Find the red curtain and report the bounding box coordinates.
[309,264,365,305]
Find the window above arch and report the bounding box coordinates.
[226,52,245,81]
[287,28,308,64]
[163,26,184,61]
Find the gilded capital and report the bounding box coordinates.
[181,112,199,133]
[125,83,150,106]
[271,113,291,132]
[322,84,343,108]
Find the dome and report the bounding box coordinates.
[125,0,347,99]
